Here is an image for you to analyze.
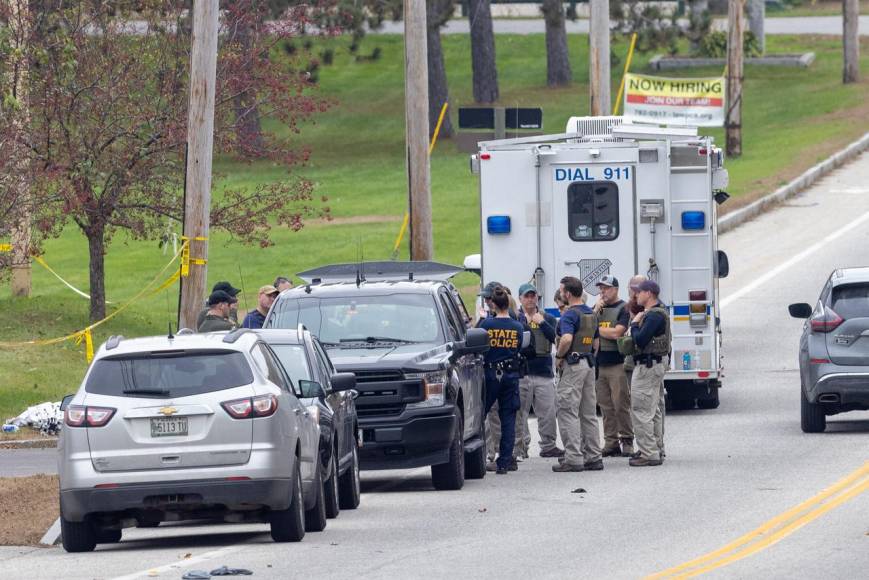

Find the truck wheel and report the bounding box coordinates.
[801,389,826,433]
[324,451,340,519]
[338,444,361,510]
[464,412,487,480]
[61,515,97,553]
[697,389,720,409]
[270,461,305,542]
[304,458,328,532]
[431,413,465,491]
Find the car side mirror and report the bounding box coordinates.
[716,250,730,279]
[60,394,74,411]
[521,331,531,349]
[298,380,326,399]
[460,327,490,355]
[788,303,813,319]
[330,372,357,393]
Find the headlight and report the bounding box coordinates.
[405,370,447,409]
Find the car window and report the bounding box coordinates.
[85,350,253,397]
[439,292,463,341]
[313,341,336,375]
[268,293,444,344]
[269,344,312,385]
[568,181,619,241]
[258,344,291,391]
[831,284,869,319]
[311,343,332,388]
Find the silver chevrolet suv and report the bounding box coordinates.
[58,329,325,552]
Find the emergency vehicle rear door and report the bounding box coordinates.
[545,147,637,299]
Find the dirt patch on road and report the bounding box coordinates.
[0,475,58,546]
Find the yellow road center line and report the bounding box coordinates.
[648,462,869,579]
[677,476,869,578]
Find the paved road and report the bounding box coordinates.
[372,16,869,35]
[3,154,869,578]
[0,448,57,477]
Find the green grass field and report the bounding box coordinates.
[1,33,868,421]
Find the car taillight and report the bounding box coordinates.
[222,395,277,419]
[65,405,115,427]
[810,307,843,333]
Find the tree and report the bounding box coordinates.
[427,0,455,138]
[844,0,859,83]
[468,0,498,103]
[2,2,330,322]
[542,0,572,87]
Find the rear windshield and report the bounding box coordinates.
[85,350,253,398]
[266,293,444,345]
[831,284,869,319]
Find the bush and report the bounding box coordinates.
[696,31,762,58]
[320,48,335,66]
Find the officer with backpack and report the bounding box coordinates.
[627,280,671,467]
[552,276,603,472]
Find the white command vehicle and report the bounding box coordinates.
[466,116,730,409]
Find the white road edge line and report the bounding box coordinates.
[109,544,243,580]
[721,208,869,311]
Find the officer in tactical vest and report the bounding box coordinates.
[627,279,671,467]
[516,283,564,459]
[552,276,603,472]
[593,275,634,458]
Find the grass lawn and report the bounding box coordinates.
[771,0,869,17]
[1,33,868,421]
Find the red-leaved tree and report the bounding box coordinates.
[2,1,332,321]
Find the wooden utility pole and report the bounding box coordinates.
[726,0,744,158]
[589,0,611,116]
[404,0,433,261]
[179,0,219,329]
[843,0,859,83]
[8,0,31,297]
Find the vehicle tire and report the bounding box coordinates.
[464,412,487,480]
[60,515,97,553]
[697,389,720,410]
[96,528,122,544]
[137,521,160,528]
[801,389,826,433]
[670,396,695,411]
[324,450,340,519]
[431,412,465,491]
[338,444,361,510]
[304,458,328,532]
[270,460,305,542]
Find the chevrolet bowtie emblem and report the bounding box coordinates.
[158,407,178,416]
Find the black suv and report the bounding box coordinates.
[265,262,490,490]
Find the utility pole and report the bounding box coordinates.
[747,0,765,54]
[726,0,744,158]
[843,0,859,83]
[179,0,219,329]
[404,0,433,261]
[8,0,31,297]
[589,0,611,116]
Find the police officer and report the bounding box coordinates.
[196,281,241,330]
[198,291,238,332]
[593,275,634,458]
[516,283,563,459]
[553,276,603,472]
[478,285,525,475]
[628,280,671,467]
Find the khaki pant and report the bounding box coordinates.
[630,356,668,461]
[556,360,602,466]
[515,374,558,456]
[486,404,503,460]
[595,363,633,450]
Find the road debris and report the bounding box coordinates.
[571,488,587,494]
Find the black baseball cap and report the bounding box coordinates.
[479,281,502,299]
[212,281,241,297]
[207,290,238,306]
[636,280,661,295]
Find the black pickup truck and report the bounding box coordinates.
[264,262,490,491]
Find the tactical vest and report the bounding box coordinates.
[568,306,598,354]
[524,312,554,358]
[598,301,626,353]
[637,305,672,357]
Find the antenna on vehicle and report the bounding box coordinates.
[355,237,366,288]
[167,321,175,340]
[237,265,250,315]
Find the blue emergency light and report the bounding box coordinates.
[681,211,706,231]
[487,215,511,234]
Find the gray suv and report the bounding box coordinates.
[789,267,869,432]
[58,329,333,552]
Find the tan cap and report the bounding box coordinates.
[259,284,279,296]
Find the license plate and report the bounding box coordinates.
[150,416,188,437]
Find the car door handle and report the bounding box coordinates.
[294,408,301,415]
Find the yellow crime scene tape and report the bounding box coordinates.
[0,238,200,363]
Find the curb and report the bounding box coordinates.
[0,438,58,450]
[719,132,869,234]
[650,52,815,70]
[40,518,61,547]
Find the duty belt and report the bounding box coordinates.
[634,354,663,368]
[485,359,521,379]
